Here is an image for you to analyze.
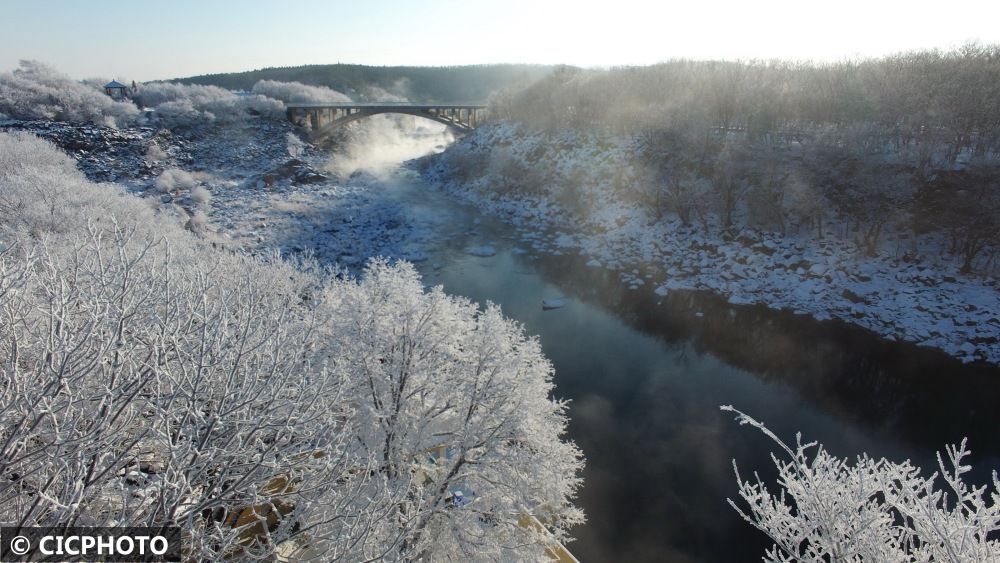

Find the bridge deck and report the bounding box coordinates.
[286,102,486,110]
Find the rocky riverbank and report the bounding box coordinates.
[419,123,1000,364]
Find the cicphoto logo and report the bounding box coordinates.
[0,527,181,562]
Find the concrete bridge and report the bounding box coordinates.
[286,103,487,139]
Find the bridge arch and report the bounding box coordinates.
[286,103,486,140]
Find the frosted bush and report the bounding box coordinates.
[195,93,285,122]
[190,185,211,205]
[145,142,167,163]
[154,167,196,193]
[0,131,363,557]
[150,98,211,128]
[722,406,1000,562]
[185,210,208,233]
[0,130,80,177]
[134,81,236,109]
[0,62,289,129]
[0,132,140,237]
[251,80,351,104]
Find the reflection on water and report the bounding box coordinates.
[532,254,1000,453]
[391,170,1000,562]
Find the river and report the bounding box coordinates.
[360,165,1000,562]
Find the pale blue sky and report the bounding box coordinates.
[2,0,999,81]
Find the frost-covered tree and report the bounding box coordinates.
[133,82,285,127]
[0,132,583,560]
[250,80,351,104]
[0,131,128,237]
[0,61,291,130]
[0,60,138,126]
[0,132,366,558]
[722,406,1000,562]
[324,260,584,561]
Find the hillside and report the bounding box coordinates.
[171,63,559,103]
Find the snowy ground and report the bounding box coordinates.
[9,117,999,364]
[420,123,1000,364]
[207,170,439,267]
[0,118,443,273]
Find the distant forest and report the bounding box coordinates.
[441,45,1000,272]
[497,45,1000,151]
[171,63,557,103]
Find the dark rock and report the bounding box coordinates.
[842,289,868,304]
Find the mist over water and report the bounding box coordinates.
[325,114,453,180]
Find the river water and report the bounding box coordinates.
[369,166,1000,562]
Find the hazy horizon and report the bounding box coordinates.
[2,0,999,82]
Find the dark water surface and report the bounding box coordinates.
[386,169,1000,562]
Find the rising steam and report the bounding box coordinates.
[326,115,454,179]
[324,86,456,179]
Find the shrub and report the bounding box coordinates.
[190,185,212,206]
[154,168,197,193]
[185,209,208,233]
[0,131,134,237]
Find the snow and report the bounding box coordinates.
[0,118,591,560]
[421,122,1000,365]
[9,116,1000,365]
[0,118,450,277]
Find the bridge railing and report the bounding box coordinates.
[285,102,487,109]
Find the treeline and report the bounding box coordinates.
[0,60,355,129]
[482,46,1000,272]
[174,63,557,104]
[497,45,1000,157]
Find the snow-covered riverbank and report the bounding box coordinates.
[9,117,999,364]
[0,120,454,286]
[420,123,1000,364]
[0,119,448,270]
